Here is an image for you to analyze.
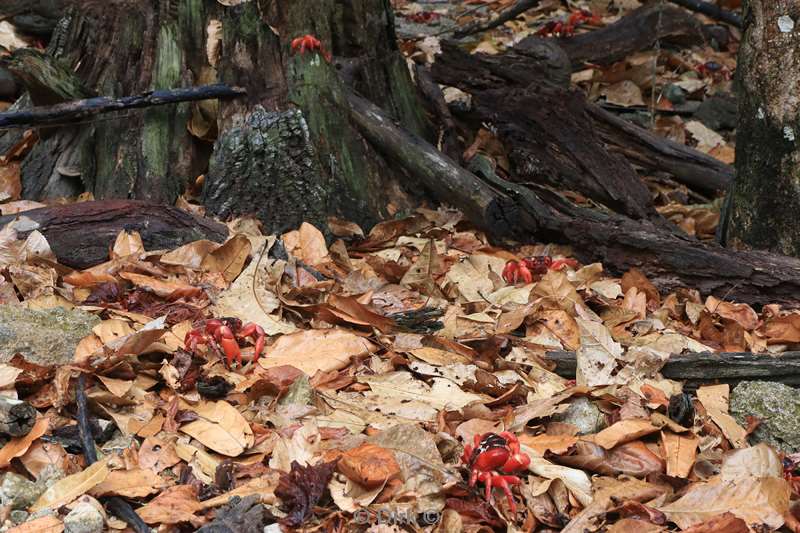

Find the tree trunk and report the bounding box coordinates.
[6,0,431,233]
[721,0,800,256]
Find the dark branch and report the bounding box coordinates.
[453,0,540,39]
[0,84,246,128]
[545,351,800,388]
[666,0,742,28]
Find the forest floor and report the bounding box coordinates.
[2,1,800,533]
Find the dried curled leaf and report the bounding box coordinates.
[276,460,337,527]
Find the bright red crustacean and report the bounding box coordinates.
[537,9,601,37]
[502,256,579,284]
[461,432,531,514]
[185,317,265,368]
[290,34,332,62]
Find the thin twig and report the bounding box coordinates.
[666,0,742,28]
[452,0,540,39]
[76,374,151,533]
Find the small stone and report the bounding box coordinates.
[778,15,795,33]
[63,502,105,533]
[730,381,800,452]
[0,473,45,510]
[8,510,28,525]
[663,84,687,105]
[551,397,605,435]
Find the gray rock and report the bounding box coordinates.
[0,305,100,365]
[551,397,605,435]
[63,502,105,533]
[663,84,687,105]
[0,473,45,510]
[8,510,28,525]
[731,381,800,452]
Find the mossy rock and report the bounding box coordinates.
[730,380,800,453]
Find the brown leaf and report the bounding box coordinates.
[0,161,21,201]
[6,515,63,533]
[337,443,401,489]
[661,430,698,478]
[282,223,329,266]
[538,309,580,350]
[705,296,759,330]
[593,419,660,449]
[621,268,660,307]
[90,468,166,498]
[137,484,204,526]
[0,417,49,468]
[697,385,747,448]
[326,293,396,333]
[31,457,111,512]
[111,230,145,259]
[681,513,748,533]
[533,270,582,313]
[761,313,800,344]
[160,239,220,269]
[118,272,196,298]
[277,460,337,527]
[179,400,254,457]
[519,434,578,456]
[201,233,252,282]
[658,476,790,530]
[554,440,664,477]
[260,328,377,376]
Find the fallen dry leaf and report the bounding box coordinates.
[661,430,698,478]
[260,328,377,375]
[179,399,255,457]
[593,419,660,449]
[0,417,48,468]
[31,457,111,512]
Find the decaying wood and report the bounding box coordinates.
[0,200,228,269]
[557,3,705,68]
[545,351,800,386]
[347,89,800,306]
[432,42,656,220]
[0,396,37,437]
[587,105,733,194]
[0,85,246,129]
[432,41,732,195]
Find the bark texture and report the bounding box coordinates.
[722,0,800,256]
[5,0,431,234]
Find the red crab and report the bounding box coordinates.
[694,61,732,81]
[537,9,601,37]
[502,256,579,284]
[291,34,332,62]
[461,432,531,514]
[185,318,265,368]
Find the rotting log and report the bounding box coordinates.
[347,89,800,306]
[556,3,705,68]
[545,351,800,387]
[0,200,228,269]
[431,40,733,195]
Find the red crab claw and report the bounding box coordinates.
[239,322,266,364]
[502,261,518,284]
[550,258,579,271]
[217,325,242,367]
[498,431,531,472]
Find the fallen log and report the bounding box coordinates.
[545,351,800,387]
[0,84,246,129]
[432,41,733,194]
[347,90,800,306]
[556,3,705,68]
[431,42,656,221]
[0,396,37,437]
[0,200,229,269]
